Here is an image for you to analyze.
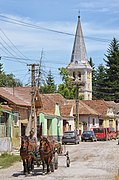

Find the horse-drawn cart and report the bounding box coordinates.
[20,136,70,176]
[54,141,70,167]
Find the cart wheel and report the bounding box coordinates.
[54,153,58,170]
[50,157,55,172]
[50,162,55,172]
[66,158,70,167]
[66,151,70,167]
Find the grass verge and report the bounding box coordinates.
[0,153,21,169]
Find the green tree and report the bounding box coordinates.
[40,70,56,93]
[0,56,3,74]
[58,67,76,99]
[93,64,106,99]
[0,73,22,87]
[89,57,97,99]
[0,58,22,87]
[103,38,119,100]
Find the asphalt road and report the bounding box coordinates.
[0,140,119,180]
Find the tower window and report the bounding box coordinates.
[73,72,75,79]
[78,72,81,79]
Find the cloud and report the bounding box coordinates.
[0,10,118,85]
[74,0,119,12]
[0,14,76,56]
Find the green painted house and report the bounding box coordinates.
[37,93,67,141]
[38,103,63,141]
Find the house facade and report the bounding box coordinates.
[0,88,74,148]
[0,86,118,152]
[67,100,99,134]
[83,100,118,131]
[0,105,13,152]
[37,93,74,141]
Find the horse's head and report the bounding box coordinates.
[39,137,51,152]
[21,136,29,150]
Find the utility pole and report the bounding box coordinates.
[27,64,39,137]
[37,49,43,88]
[71,77,85,134]
[76,83,79,133]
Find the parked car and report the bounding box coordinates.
[62,130,80,145]
[81,130,97,142]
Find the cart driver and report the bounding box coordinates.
[28,128,37,154]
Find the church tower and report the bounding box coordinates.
[67,16,92,100]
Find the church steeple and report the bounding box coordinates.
[67,16,92,100]
[71,16,88,64]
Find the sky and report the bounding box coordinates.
[0,0,119,86]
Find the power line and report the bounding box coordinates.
[1,55,27,64]
[0,14,111,43]
[1,55,38,62]
[0,46,10,56]
[1,55,68,67]
[0,35,21,57]
[5,68,28,73]
[0,28,28,58]
[2,58,66,70]
[0,42,16,57]
[20,72,30,82]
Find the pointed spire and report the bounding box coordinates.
[70,16,88,64]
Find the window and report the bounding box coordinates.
[93,118,95,126]
[78,72,81,79]
[88,117,90,124]
[13,112,19,126]
[73,72,75,79]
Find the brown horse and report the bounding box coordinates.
[20,136,36,175]
[39,137,55,174]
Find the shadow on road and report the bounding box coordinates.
[12,168,46,177]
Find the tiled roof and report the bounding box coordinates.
[38,108,55,116]
[106,101,119,114]
[39,93,71,117]
[82,100,109,117]
[44,93,66,106]
[0,87,31,106]
[67,100,99,115]
[0,87,102,117]
[0,87,71,117]
[40,94,55,111]
[60,104,73,117]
